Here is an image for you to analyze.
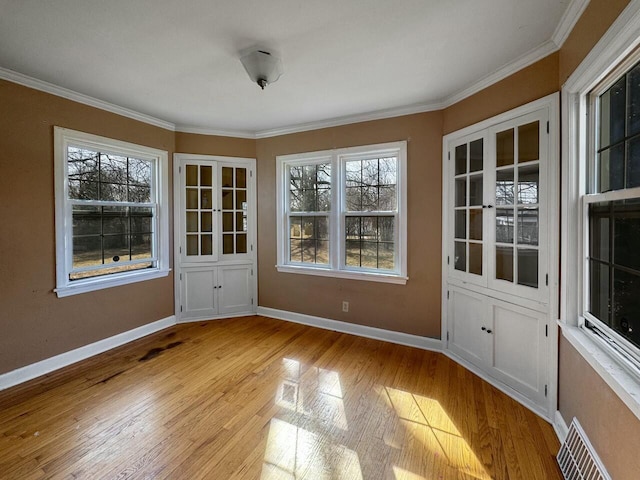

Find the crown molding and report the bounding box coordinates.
[552,0,590,48]
[175,125,256,139]
[0,66,176,131]
[254,100,445,138]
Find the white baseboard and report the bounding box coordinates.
[257,306,442,352]
[0,315,176,391]
[553,410,569,443]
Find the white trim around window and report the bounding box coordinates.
[561,0,640,420]
[276,141,408,284]
[53,127,170,297]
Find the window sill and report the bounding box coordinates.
[276,264,408,285]
[55,268,171,298]
[560,322,640,421]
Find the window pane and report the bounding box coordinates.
[346,186,362,211]
[589,260,610,323]
[222,190,233,209]
[517,208,538,246]
[496,129,514,166]
[496,208,514,244]
[454,241,466,272]
[600,76,626,149]
[613,199,640,271]
[223,234,234,254]
[629,63,640,137]
[345,240,361,267]
[99,154,128,201]
[379,185,396,210]
[470,139,483,172]
[455,144,467,175]
[290,239,302,262]
[612,268,640,349]
[518,165,539,204]
[599,145,624,192]
[73,235,102,270]
[379,242,395,270]
[627,136,640,188]
[130,207,152,234]
[237,190,247,210]
[454,210,466,239]
[589,204,610,261]
[103,234,129,264]
[236,212,246,232]
[131,233,151,259]
[496,169,514,205]
[496,246,513,282]
[518,122,539,163]
[103,207,128,235]
[379,158,397,185]
[72,205,101,236]
[317,240,329,264]
[290,217,302,239]
[361,241,378,268]
[128,158,152,187]
[67,148,99,198]
[128,185,150,203]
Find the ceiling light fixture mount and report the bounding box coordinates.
[240,49,283,90]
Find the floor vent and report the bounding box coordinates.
[557,418,610,480]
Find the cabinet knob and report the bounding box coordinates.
[481,326,486,331]
[486,329,493,334]
[218,285,222,289]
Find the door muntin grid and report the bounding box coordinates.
[185,163,215,257]
[221,166,248,255]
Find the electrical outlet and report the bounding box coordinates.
[342,301,349,312]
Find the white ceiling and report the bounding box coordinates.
[0,0,582,137]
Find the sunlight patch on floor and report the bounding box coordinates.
[276,358,348,431]
[261,417,363,480]
[381,386,491,480]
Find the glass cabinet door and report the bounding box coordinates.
[451,137,486,284]
[220,165,249,256]
[494,120,542,290]
[184,162,217,260]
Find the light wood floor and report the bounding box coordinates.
[0,316,562,479]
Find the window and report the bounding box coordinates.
[584,58,640,363]
[276,142,407,284]
[54,127,170,297]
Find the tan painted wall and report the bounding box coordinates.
[443,52,559,135]
[255,113,444,337]
[0,79,176,375]
[175,132,256,159]
[559,0,632,85]
[558,337,640,480]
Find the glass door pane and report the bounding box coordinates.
[452,138,484,277]
[221,166,248,255]
[494,121,540,288]
[184,162,216,258]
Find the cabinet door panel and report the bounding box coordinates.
[218,265,252,315]
[448,287,490,366]
[489,300,547,403]
[182,268,217,320]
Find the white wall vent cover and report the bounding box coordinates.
[557,418,611,480]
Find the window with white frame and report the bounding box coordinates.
[54,127,170,297]
[276,142,407,284]
[584,57,640,363]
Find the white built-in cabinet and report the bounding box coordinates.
[442,94,558,419]
[174,154,257,322]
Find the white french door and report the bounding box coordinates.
[443,94,558,418]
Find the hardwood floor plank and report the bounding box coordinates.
[0,316,561,479]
